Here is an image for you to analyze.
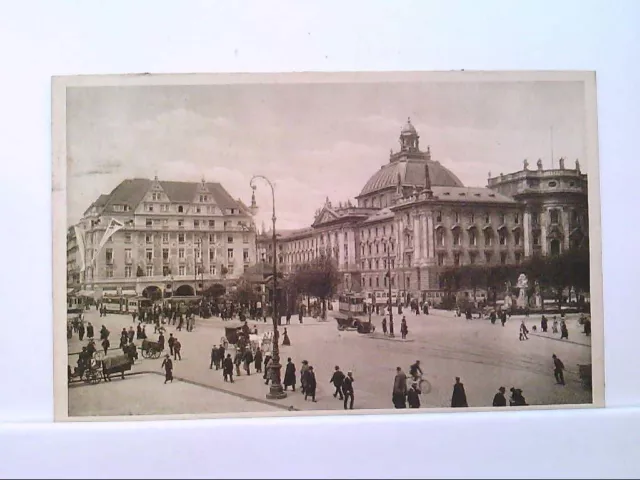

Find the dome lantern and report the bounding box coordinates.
[399,117,419,152]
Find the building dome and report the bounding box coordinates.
[358,159,464,198]
[401,117,417,135]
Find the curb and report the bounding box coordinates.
[69,369,299,412]
[528,333,591,347]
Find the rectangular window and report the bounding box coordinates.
[436,211,442,223]
[106,267,114,278]
[209,265,216,275]
[124,265,132,278]
[243,234,249,244]
[162,218,168,228]
[178,234,185,244]
[227,248,234,259]
[228,236,234,243]
[469,252,477,265]
[209,220,215,229]
[125,248,132,263]
[146,219,153,228]
[533,233,541,246]
[243,248,250,262]
[145,234,153,244]
[196,206,201,214]
[178,248,185,259]
[105,248,113,264]
[146,265,153,276]
[375,277,380,287]
[179,265,185,276]
[194,220,200,229]
[369,277,372,287]
[162,248,169,261]
[162,233,169,244]
[146,249,153,262]
[500,252,507,265]
[437,253,445,266]
[453,230,461,246]
[209,248,216,261]
[124,233,132,243]
[550,209,560,224]
[178,219,184,228]
[146,204,154,212]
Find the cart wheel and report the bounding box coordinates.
[151,350,162,359]
[90,372,102,384]
[141,349,150,359]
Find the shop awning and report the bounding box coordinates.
[122,290,137,297]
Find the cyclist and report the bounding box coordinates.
[409,360,423,383]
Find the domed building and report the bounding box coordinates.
[257,119,589,306]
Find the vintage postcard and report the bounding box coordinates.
[52,71,604,421]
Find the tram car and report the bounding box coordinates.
[101,296,145,314]
[333,293,375,334]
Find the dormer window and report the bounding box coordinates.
[178,205,184,213]
[146,204,154,212]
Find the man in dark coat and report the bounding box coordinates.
[560,320,569,340]
[101,337,110,356]
[283,357,296,391]
[210,345,218,370]
[451,377,468,407]
[173,339,182,361]
[552,354,566,385]
[86,322,94,340]
[161,354,173,384]
[303,366,317,402]
[330,366,345,400]
[128,326,135,343]
[342,371,355,410]
[382,317,387,336]
[168,334,175,356]
[407,382,421,408]
[254,348,263,373]
[78,322,85,341]
[243,349,254,375]
[492,386,507,407]
[158,332,165,352]
[541,315,548,333]
[222,353,234,383]
[392,367,407,408]
[389,318,395,337]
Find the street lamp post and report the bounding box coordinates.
[194,236,202,296]
[249,175,287,400]
[385,239,394,334]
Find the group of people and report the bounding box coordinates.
[521,316,571,340]
[379,316,410,339]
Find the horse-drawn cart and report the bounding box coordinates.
[102,354,133,381]
[141,339,163,359]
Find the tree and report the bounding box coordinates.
[204,283,226,299]
[292,255,340,318]
[232,279,257,305]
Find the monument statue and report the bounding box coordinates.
[559,157,565,170]
[575,159,581,173]
[523,159,529,170]
[516,273,529,308]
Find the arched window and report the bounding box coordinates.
[436,228,445,247]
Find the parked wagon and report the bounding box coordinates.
[140,339,163,359]
[102,354,133,381]
[221,321,251,352]
[333,293,375,334]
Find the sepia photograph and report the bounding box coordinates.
[52,71,604,421]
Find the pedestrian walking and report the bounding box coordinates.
[283,357,296,391]
[342,371,355,410]
[223,353,234,383]
[86,322,94,340]
[519,320,529,341]
[392,367,407,408]
[254,348,263,373]
[509,387,527,406]
[389,318,395,337]
[243,349,254,375]
[560,320,569,340]
[173,338,182,361]
[330,366,345,400]
[78,323,85,341]
[300,360,309,394]
[128,326,135,343]
[282,328,291,346]
[552,316,559,334]
[161,354,173,384]
[168,334,175,356]
[451,377,468,408]
[263,355,272,385]
[492,387,507,407]
[541,315,548,333]
[303,366,317,402]
[101,337,110,356]
[407,382,421,408]
[210,345,218,370]
[234,351,242,376]
[158,332,165,352]
[382,317,388,336]
[552,354,565,385]
[400,316,408,340]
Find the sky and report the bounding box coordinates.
[66,79,588,230]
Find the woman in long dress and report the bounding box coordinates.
[282,328,291,346]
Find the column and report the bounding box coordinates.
[347,230,355,266]
[562,209,571,251]
[413,214,421,265]
[523,211,531,257]
[541,208,549,255]
[426,214,435,258]
[421,214,429,263]
[338,231,345,269]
